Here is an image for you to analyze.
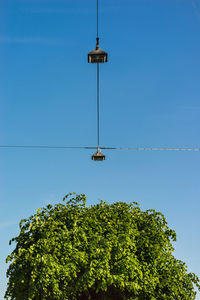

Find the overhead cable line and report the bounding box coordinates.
[0,145,94,150]
[0,145,200,151]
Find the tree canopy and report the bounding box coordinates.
[6,193,200,299]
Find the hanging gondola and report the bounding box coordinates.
[91,147,106,161]
[88,38,108,63]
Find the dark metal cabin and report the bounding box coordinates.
[91,149,106,161]
[88,37,108,63]
[88,47,108,63]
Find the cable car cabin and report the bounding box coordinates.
[88,47,108,63]
[91,149,106,161]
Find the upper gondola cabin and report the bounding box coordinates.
[88,38,108,63]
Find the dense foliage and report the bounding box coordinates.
[6,193,200,299]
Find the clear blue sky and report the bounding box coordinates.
[1,0,200,298]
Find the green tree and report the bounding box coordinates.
[5,193,200,299]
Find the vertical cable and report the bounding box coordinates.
[97,0,100,150]
[97,0,99,38]
[97,63,100,148]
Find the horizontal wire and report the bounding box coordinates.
[0,145,200,151]
[0,145,95,149]
[101,147,200,151]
